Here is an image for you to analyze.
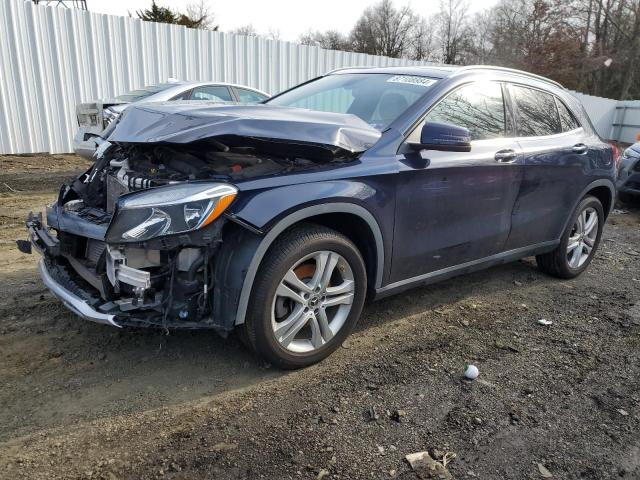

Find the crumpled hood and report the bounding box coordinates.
[107,103,382,154]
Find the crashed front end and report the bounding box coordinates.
[24,179,234,330]
[20,103,381,332]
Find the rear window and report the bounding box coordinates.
[115,83,177,102]
[511,85,561,137]
[556,98,581,131]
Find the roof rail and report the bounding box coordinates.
[451,65,563,88]
[326,66,375,75]
[326,64,457,75]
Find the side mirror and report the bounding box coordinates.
[412,122,471,152]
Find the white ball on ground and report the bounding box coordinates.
[464,364,479,380]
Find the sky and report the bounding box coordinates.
[84,0,499,42]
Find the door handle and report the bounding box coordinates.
[494,149,517,163]
[572,143,588,154]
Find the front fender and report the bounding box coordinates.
[230,180,380,231]
[222,180,392,326]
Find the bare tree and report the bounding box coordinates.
[185,0,218,30]
[232,24,258,36]
[264,28,282,41]
[349,0,417,58]
[436,0,470,64]
[299,30,351,50]
[409,17,437,61]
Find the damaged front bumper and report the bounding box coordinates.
[21,212,119,326]
[22,207,226,331]
[38,258,120,327]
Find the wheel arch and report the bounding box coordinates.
[560,179,615,236]
[232,203,385,326]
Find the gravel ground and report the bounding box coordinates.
[0,155,638,480]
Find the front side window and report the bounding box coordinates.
[511,85,561,137]
[267,73,436,130]
[424,81,506,141]
[190,85,233,102]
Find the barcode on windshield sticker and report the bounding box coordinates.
[387,75,436,87]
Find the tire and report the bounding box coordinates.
[536,195,604,279]
[242,224,367,369]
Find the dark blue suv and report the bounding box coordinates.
[22,66,617,368]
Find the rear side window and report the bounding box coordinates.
[235,88,268,103]
[555,98,581,131]
[190,85,233,102]
[171,89,192,100]
[425,82,506,141]
[511,85,561,137]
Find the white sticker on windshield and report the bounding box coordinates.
[387,75,436,87]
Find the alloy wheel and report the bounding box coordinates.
[566,206,598,268]
[271,250,355,353]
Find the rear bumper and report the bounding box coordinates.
[38,259,120,327]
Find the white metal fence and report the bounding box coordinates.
[0,0,638,155]
[0,0,428,155]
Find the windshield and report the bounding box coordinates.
[115,83,178,102]
[267,73,437,130]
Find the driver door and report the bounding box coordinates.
[390,81,523,283]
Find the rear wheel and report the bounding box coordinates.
[242,224,367,369]
[536,195,604,279]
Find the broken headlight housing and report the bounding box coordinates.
[102,107,120,128]
[106,183,237,243]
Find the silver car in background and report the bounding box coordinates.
[617,139,640,203]
[74,80,270,159]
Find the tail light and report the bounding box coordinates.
[610,142,621,169]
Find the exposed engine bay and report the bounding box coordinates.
[78,142,318,213]
[21,103,380,332]
[25,139,333,331]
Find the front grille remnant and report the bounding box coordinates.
[85,239,106,265]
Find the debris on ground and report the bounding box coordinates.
[316,468,330,480]
[537,319,553,326]
[537,462,553,478]
[405,451,454,479]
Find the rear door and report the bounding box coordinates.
[505,84,594,249]
[391,81,524,283]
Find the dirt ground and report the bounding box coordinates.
[0,154,638,480]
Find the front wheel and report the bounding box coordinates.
[536,195,604,279]
[243,224,367,369]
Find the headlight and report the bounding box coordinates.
[103,107,120,128]
[106,183,237,243]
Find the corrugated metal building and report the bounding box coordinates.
[0,0,638,155]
